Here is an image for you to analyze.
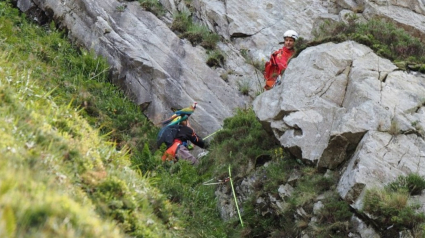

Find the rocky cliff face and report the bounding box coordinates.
[253,39,425,213]
[15,0,425,136]
[15,0,425,236]
[15,0,251,136]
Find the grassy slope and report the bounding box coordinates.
[0,2,182,237]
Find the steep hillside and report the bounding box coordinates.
[0,2,182,237]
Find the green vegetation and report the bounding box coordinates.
[138,0,165,17]
[309,14,425,72]
[206,49,225,67]
[240,48,265,73]
[205,108,280,177]
[115,5,127,12]
[387,173,425,196]
[363,186,425,237]
[362,174,425,236]
[237,79,251,95]
[170,11,192,33]
[171,11,220,50]
[0,2,180,237]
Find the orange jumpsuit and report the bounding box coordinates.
[264,47,294,90]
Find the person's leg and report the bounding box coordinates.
[176,146,199,165]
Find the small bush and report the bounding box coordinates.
[171,11,191,33]
[319,193,353,224]
[293,37,309,58]
[200,31,220,50]
[171,10,220,51]
[206,50,225,67]
[363,187,425,232]
[207,108,280,178]
[181,24,209,45]
[387,173,425,195]
[138,0,165,17]
[237,79,251,95]
[420,64,425,73]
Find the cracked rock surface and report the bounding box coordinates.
[253,41,425,206]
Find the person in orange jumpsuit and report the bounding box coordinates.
[264,30,298,90]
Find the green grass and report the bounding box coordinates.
[363,188,425,236]
[171,11,192,33]
[307,14,425,72]
[361,174,425,236]
[236,79,251,95]
[205,108,280,177]
[240,48,265,73]
[206,49,225,67]
[0,0,160,172]
[138,0,165,17]
[387,173,425,195]
[0,53,181,237]
[0,1,181,237]
[171,11,220,50]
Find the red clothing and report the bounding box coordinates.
[264,47,294,90]
[161,125,205,163]
[162,139,181,162]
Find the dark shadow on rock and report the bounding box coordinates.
[255,154,272,168]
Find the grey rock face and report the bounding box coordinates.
[16,0,425,137]
[16,0,247,136]
[254,41,425,211]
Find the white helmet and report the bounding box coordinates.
[283,30,298,40]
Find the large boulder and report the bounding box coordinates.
[253,41,425,207]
